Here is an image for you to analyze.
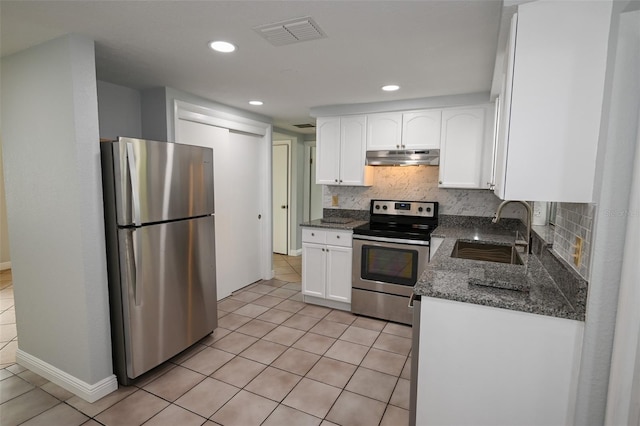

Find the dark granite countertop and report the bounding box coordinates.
[415,225,584,321]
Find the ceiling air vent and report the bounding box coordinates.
[253,17,326,46]
[293,123,316,129]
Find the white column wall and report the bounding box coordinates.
[0,34,115,398]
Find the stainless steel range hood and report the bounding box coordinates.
[366,149,440,166]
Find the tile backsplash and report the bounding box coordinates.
[323,166,524,218]
[553,203,595,279]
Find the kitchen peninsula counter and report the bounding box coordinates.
[415,225,585,321]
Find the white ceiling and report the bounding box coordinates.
[0,1,503,134]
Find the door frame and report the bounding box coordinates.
[272,141,291,255]
[174,100,273,280]
[303,140,322,222]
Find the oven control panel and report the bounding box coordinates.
[371,200,437,217]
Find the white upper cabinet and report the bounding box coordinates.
[402,110,441,150]
[367,113,403,150]
[366,110,441,150]
[439,105,494,189]
[316,115,373,186]
[493,1,612,202]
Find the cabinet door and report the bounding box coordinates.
[493,14,518,199]
[302,243,326,298]
[367,112,403,150]
[316,117,341,185]
[326,246,352,303]
[403,110,441,150]
[416,297,584,426]
[340,115,372,186]
[438,108,486,189]
[498,1,611,202]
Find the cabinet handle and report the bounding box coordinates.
[396,144,400,149]
[339,179,343,183]
[311,232,315,236]
[336,235,340,239]
[439,181,443,184]
[334,179,338,182]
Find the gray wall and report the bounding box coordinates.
[574,1,640,424]
[97,80,142,140]
[0,35,113,387]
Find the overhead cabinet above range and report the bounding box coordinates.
[366,110,441,151]
[315,103,494,189]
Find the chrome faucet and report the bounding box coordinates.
[492,200,533,254]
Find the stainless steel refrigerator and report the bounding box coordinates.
[100,137,217,385]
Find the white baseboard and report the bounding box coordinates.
[0,261,11,271]
[16,349,118,403]
[288,249,302,256]
[302,295,351,312]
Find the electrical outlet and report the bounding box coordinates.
[331,195,339,206]
[573,236,583,267]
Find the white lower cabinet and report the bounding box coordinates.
[416,297,584,426]
[302,228,352,309]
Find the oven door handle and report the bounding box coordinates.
[408,292,417,308]
[353,234,431,246]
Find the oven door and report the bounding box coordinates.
[351,236,429,324]
[352,236,430,295]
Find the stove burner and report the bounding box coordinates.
[353,199,439,242]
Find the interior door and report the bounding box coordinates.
[272,144,289,255]
[176,119,262,299]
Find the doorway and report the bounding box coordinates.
[304,142,323,222]
[272,143,290,255]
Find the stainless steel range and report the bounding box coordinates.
[351,199,438,325]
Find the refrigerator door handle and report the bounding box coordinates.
[126,143,142,227]
[131,229,143,306]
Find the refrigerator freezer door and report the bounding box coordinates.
[117,215,217,380]
[112,137,214,226]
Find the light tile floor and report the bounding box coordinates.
[0,255,411,426]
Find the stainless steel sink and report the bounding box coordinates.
[451,240,523,265]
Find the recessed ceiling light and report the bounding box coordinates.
[209,41,236,53]
[249,100,264,106]
[382,84,400,92]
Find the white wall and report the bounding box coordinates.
[0,35,116,399]
[96,80,142,140]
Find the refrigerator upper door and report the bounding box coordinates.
[112,137,214,226]
[118,215,217,379]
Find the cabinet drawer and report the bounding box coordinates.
[302,228,326,244]
[326,230,352,247]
